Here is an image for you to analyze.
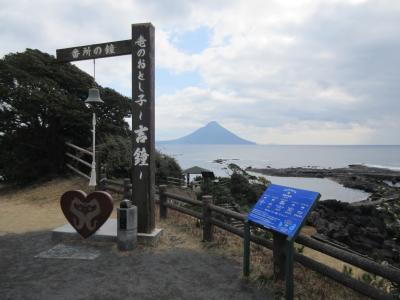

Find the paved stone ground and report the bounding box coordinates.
[0,231,272,300]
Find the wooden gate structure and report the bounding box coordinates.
[57,23,155,234]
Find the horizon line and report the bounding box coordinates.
[155,142,400,146]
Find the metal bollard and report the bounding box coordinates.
[117,199,137,251]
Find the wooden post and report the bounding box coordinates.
[98,173,106,191]
[273,231,287,281]
[285,240,294,300]
[243,220,250,277]
[159,185,168,219]
[131,23,155,234]
[123,178,131,199]
[202,195,214,242]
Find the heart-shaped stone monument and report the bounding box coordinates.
[60,190,113,238]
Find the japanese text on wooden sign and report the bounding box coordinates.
[132,32,150,180]
[131,23,155,233]
[248,184,320,238]
[56,40,131,62]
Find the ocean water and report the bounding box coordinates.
[250,174,371,202]
[156,144,400,202]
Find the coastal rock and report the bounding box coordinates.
[309,200,400,266]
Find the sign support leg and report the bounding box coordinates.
[273,232,286,281]
[285,240,294,300]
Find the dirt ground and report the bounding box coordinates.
[0,177,122,235]
[0,231,271,300]
[0,177,272,300]
[0,177,85,235]
[0,177,374,299]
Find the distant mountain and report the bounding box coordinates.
[158,121,256,144]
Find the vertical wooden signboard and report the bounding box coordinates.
[131,23,155,233]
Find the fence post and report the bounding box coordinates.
[202,195,214,242]
[243,220,251,277]
[159,185,168,219]
[97,173,106,191]
[273,231,287,281]
[123,178,131,199]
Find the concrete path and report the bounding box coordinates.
[0,232,272,300]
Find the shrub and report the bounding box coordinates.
[98,135,132,178]
[98,135,182,184]
[155,151,182,186]
[230,172,266,206]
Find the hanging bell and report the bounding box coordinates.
[84,88,104,104]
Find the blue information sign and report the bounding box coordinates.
[248,184,320,238]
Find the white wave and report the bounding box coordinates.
[363,164,400,171]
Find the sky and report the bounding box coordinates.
[1,0,399,145]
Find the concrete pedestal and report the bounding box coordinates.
[52,219,163,246]
[117,205,137,251]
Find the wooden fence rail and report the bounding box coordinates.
[65,142,93,156]
[66,152,91,168]
[158,186,399,300]
[65,142,93,182]
[65,142,131,194]
[165,176,185,186]
[66,163,90,180]
[104,178,124,187]
[164,191,202,206]
[98,177,132,199]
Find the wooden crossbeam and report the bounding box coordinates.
[56,39,131,62]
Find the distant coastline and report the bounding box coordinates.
[156,144,400,172]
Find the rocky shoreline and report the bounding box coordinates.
[247,164,400,267]
[309,199,400,267]
[247,164,400,202]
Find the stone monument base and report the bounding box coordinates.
[52,219,163,246]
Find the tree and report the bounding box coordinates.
[0,49,130,184]
[98,135,182,184]
[155,151,182,186]
[230,172,266,206]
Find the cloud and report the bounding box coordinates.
[1,0,399,144]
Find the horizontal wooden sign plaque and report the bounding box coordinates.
[56,39,132,62]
